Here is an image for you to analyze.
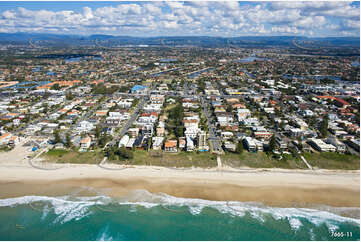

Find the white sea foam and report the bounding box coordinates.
[289,218,302,231]
[309,228,316,241]
[41,204,50,221]
[0,190,359,230]
[113,189,360,231]
[188,205,204,215]
[96,225,113,241]
[0,195,96,224]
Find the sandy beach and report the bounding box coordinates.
[0,154,359,210]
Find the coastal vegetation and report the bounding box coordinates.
[303,152,360,170]
[108,150,218,168]
[41,148,360,170]
[223,152,307,169]
[43,149,103,164]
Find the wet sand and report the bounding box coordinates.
[0,163,359,209]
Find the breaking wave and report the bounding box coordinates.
[0,189,359,231]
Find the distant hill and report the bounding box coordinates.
[0,32,359,48]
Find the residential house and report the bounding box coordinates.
[143,104,162,113]
[186,137,195,152]
[96,110,108,117]
[183,119,198,128]
[141,124,154,137]
[152,137,164,150]
[307,138,336,152]
[326,137,346,153]
[80,136,91,151]
[164,139,178,152]
[221,131,233,140]
[224,141,236,152]
[128,128,139,137]
[216,112,234,126]
[126,138,136,149]
[198,131,209,151]
[118,99,133,108]
[185,126,199,139]
[150,95,165,104]
[179,137,186,150]
[131,85,148,94]
[0,132,11,146]
[119,135,130,148]
[276,136,288,150]
[243,137,257,152]
[242,117,260,127]
[237,109,251,121]
[76,121,94,133]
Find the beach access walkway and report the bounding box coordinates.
[300,155,313,170]
[217,156,222,168]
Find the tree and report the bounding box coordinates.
[297,137,303,151]
[118,147,133,159]
[98,135,109,148]
[320,115,329,138]
[66,92,74,100]
[269,134,276,152]
[95,125,102,139]
[42,103,48,114]
[54,129,62,144]
[51,83,61,90]
[65,132,72,148]
[236,141,244,154]
[107,147,116,160]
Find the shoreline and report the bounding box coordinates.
[0,161,359,213]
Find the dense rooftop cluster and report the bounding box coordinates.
[0,44,359,168]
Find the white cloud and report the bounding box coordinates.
[83,7,93,19]
[0,1,358,37]
[2,10,16,19]
[343,19,360,29]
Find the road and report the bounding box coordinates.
[108,96,148,147]
[70,97,108,130]
[200,95,223,154]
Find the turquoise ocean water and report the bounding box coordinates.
[0,190,359,241]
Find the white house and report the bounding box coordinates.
[150,95,165,104]
[118,99,133,108]
[119,135,130,148]
[76,121,94,133]
[143,104,162,112]
[242,118,260,127]
[186,137,195,152]
[152,136,164,150]
[326,137,346,153]
[307,138,336,152]
[185,126,199,139]
[237,109,251,121]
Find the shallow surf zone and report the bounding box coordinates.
[0,189,359,241]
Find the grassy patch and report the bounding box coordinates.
[223,152,308,169]
[42,148,104,164]
[45,149,69,156]
[303,152,360,170]
[108,150,218,168]
[0,146,13,152]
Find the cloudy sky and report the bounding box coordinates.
[0,1,359,37]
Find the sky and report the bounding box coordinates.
[0,1,359,37]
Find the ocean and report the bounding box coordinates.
[0,190,359,241]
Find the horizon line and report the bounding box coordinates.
[0,32,360,39]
